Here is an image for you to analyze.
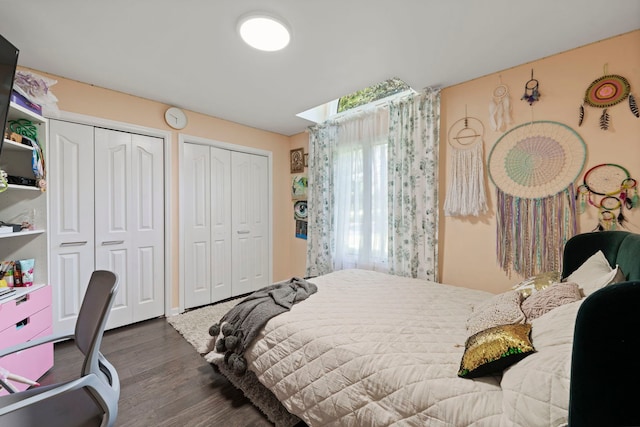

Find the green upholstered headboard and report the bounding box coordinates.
[568,231,640,426]
[561,231,640,282]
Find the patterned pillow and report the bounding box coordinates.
[467,290,525,336]
[458,323,535,378]
[521,281,583,320]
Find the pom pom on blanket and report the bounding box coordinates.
[232,355,247,375]
[224,336,239,350]
[221,322,234,336]
[207,277,318,375]
[209,323,220,337]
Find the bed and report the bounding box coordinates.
[207,231,640,427]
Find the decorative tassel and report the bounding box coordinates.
[599,109,610,130]
[489,101,497,131]
[503,95,512,126]
[630,93,639,118]
[578,103,585,127]
[496,186,577,277]
[443,141,488,217]
[576,184,588,214]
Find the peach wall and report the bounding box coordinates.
[440,30,640,294]
[25,69,293,309]
[288,132,310,277]
[23,29,639,308]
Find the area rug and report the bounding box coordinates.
[166,299,303,427]
[166,298,240,354]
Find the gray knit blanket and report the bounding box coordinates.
[208,277,317,375]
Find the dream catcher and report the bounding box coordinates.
[488,121,586,277]
[578,66,639,130]
[521,69,541,106]
[443,110,488,217]
[489,77,513,132]
[576,163,638,230]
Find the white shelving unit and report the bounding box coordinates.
[0,100,49,299]
[0,100,52,392]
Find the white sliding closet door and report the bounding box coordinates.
[48,120,95,334]
[94,128,165,329]
[182,144,269,309]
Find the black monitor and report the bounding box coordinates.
[0,34,19,159]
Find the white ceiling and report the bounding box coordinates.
[1,1,639,136]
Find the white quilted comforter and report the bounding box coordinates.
[243,269,578,427]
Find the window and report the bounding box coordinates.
[332,108,389,272]
[296,77,413,124]
[337,77,411,113]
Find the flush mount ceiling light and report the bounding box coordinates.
[238,13,291,52]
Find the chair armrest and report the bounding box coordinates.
[0,375,95,416]
[0,332,73,358]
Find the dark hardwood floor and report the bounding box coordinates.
[38,317,274,427]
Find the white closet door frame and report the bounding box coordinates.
[49,111,175,315]
[178,134,273,313]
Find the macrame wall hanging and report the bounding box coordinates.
[488,121,586,277]
[578,65,639,130]
[576,163,638,230]
[489,77,513,132]
[444,110,488,216]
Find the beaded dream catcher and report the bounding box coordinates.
[443,112,488,217]
[576,163,638,230]
[521,69,541,106]
[488,121,586,277]
[578,67,639,130]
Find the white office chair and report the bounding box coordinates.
[0,270,120,427]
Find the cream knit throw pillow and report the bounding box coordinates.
[467,290,525,336]
[521,282,582,320]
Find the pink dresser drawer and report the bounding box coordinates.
[0,286,52,332]
[0,305,53,348]
[0,326,54,395]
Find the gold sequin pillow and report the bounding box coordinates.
[512,271,561,298]
[458,323,535,379]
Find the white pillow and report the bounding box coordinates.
[565,250,618,297]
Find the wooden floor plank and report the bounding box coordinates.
[38,318,274,427]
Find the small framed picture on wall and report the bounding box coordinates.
[290,148,305,173]
[291,174,307,200]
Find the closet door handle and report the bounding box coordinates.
[236,230,250,235]
[60,241,88,247]
[101,240,125,246]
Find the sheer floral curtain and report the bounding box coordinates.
[333,109,390,272]
[306,123,337,277]
[306,88,440,280]
[387,88,440,280]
